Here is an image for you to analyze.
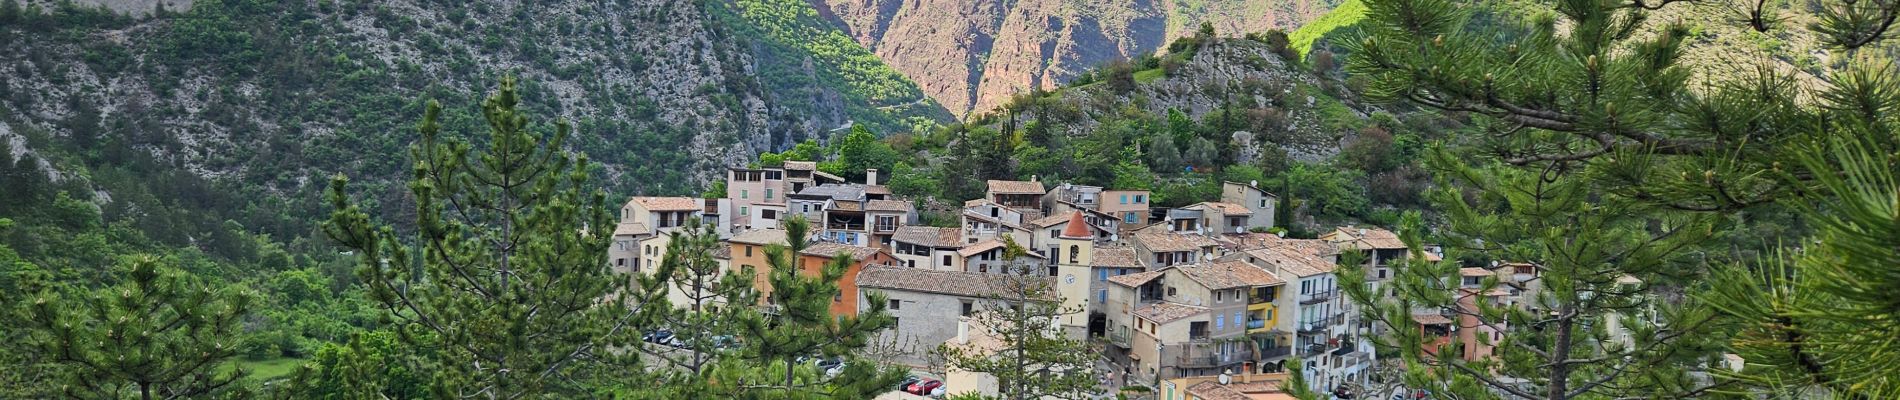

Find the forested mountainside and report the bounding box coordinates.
[0,0,945,246]
[810,0,1347,115]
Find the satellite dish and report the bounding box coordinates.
[1218,370,1232,384]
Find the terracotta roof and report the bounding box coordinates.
[857,265,1057,300]
[865,199,912,212]
[1059,212,1093,239]
[1189,202,1254,215]
[892,226,964,248]
[613,222,652,237]
[710,245,732,260]
[1187,381,1252,400]
[800,242,884,261]
[1460,267,1493,277]
[1133,302,1206,324]
[1175,261,1284,289]
[830,200,863,212]
[864,185,892,195]
[1108,269,1166,287]
[783,161,816,170]
[1413,313,1454,325]
[1133,231,1219,252]
[963,198,996,208]
[986,179,1046,194]
[628,197,702,212]
[729,229,790,246]
[1093,247,1141,268]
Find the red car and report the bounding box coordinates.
[905,378,943,395]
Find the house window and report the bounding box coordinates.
[961,300,975,316]
[979,265,989,273]
[1099,290,1107,303]
[942,255,952,266]
[1378,269,1387,279]
[1135,195,1146,203]
[745,246,754,257]
[765,189,774,200]
[1050,230,1058,238]
[1216,315,1225,330]
[1260,199,1268,208]
[741,206,749,216]
[889,299,901,310]
[1098,269,1108,281]
[1125,212,1138,224]
[834,293,841,302]
[616,258,626,266]
[1120,194,1128,204]
[906,259,915,268]
[1069,245,1080,264]
[741,189,749,199]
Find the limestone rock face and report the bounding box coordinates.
[811,0,1344,115]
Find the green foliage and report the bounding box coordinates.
[935,237,1096,400]
[1267,162,1367,220]
[706,0,952,132]
[322,79,666,397]
[274,331,429,400]
[836,125,902,181]
[1287,0,1367,59]
[22,255,257,399]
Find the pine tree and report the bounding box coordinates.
[934,237,1096,400]
[21,255,255,400]
[711,215,905,398]
[1339,148,1731,400]
[1701,132,1900,397]
[322,78,671,398]
[655,218,758,374]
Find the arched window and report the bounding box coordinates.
[1069,245,1080,264]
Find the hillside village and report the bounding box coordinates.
[609,162,1557,399]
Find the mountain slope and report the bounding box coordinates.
[810,0,1347,115]
[0,0,939,247]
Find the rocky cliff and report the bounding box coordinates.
[811,0,1343,115]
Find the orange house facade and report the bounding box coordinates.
[798,242,901,317]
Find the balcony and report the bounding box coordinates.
[1254,345,1293,361]
[1300,290,1337,305]
[1247,318,1267,330]
[827,222,865,231]
[1301,343,1330,356]
[1297,316,1343,334]
[1109,330,1132,348]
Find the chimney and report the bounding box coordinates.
[956,319,970,344]
[866,169,879,185]
[1030,174,1039,182]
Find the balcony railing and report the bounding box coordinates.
[1255,345,1292,361]
[1176,354,1245,368]
[1249,294,1274,305]
[1109,330,1131,348]
[827,222,865,231]
[1300,290,1337,305]
[1301,343,1330,356]
[1247,318,1267,330]
[1297,316,1343,334]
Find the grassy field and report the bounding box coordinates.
[224,357,307,382]
[1288,0,1368,59]
[1133,68,1167,84]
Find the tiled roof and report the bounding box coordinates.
[864,185,892,195]
[963,198,996,208]
[793,184,865,200]
[1026,214,1072,228]
[986,180,1046,194]
[1242,244,1337,278]
[1325,227,1406,249]
[865,199,912,212]
[800,242,884,261]
[1108,269,1166,287]
[729,228,790,246]
[957,238,1048,257]
[892,226,964,248]
[710,245,732,260]
[783,161,816,170]
[1223,181,1279,198]
[1189,202,1254,215]
[813,170,845,182]
[1176,261,1284,289]
[613,222,652,237]
[1187,381,1251,400]
[629,197,702,212]
[857,265,1057,301]
[1133,231,1219,252]
[1133,302,1206,324]
[830,200,863,212]
[1059,212,1093,239]
[1460,267,1492,277]
[1413,313,1454,325]
[1093,247,1141,268]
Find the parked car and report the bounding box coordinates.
[707,335,739,350]
[815,357,845,378]
[895,375,921,392]
[643,329,674,343]
[905,378,943,395]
